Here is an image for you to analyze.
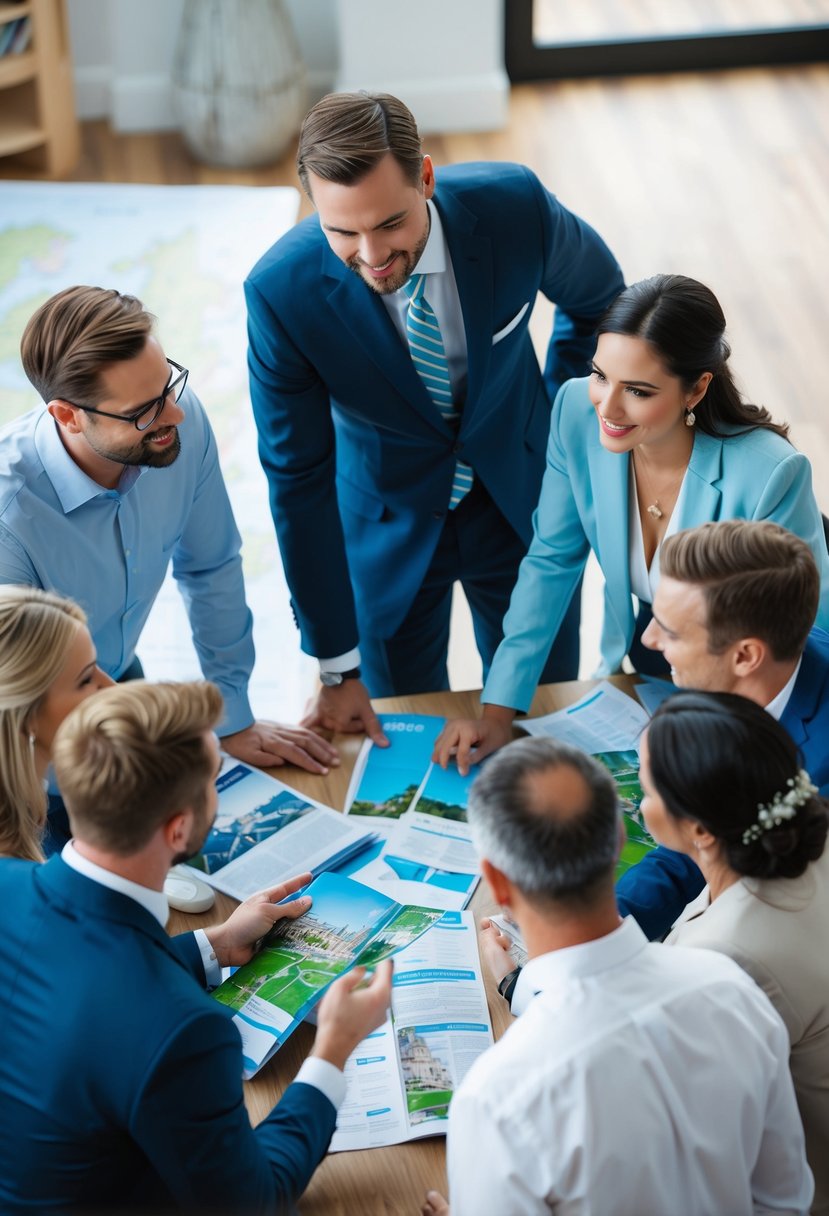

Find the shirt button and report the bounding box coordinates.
[432,509,445,520]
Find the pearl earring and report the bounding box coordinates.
[28,732,36,760]
[685,409,696,428]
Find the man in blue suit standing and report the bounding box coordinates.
[618,518,829,938]
[246,91,624,742]
[0,680,392,1214]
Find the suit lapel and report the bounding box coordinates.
[593,442,634,638]
[780,635,823,747]
[676,431,723,529]
[322,245,453,438]
[433,189,493,425]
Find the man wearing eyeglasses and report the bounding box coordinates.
[0,286,337,807]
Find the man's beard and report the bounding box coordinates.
[347,225,430,296]
[85,426,182,469]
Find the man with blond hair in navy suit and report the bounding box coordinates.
[0,680,392,1214]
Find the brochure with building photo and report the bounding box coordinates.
[329,910,493,1152]
[345,715,479,874]
[211,871,444,1078]
[185,761,377,902]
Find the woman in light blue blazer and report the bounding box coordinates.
[435,274,829,770]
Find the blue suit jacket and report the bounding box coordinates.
[617,629,829,940]
[245,163,623,656]
[0,856,336,1213]
[483,377,829,711]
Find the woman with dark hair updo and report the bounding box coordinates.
[640,689,829,1214]
[434,274,829,775]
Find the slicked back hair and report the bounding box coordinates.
[661,520,818,661]
[21,285,154,407]
[297,91,423,196]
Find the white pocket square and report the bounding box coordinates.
[492,302,530,345]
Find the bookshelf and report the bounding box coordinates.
[0,0,79,176]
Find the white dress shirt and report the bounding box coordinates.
[61,843,346,1109]
[448,917,812,1216]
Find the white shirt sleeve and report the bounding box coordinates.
[193,929,222,988]
[294,1057,347,1110]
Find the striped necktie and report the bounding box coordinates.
[404,273,473,509]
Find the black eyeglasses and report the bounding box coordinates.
[66,359,189,432]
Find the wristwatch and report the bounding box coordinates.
[497,966,522,1008]
[319,666,362,687]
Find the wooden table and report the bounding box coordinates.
[168,676,638,1215]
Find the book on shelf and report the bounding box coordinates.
[0,17,31,56]
[212,871,446,1078]
[329,909,493,1152]
[184,760,378,902]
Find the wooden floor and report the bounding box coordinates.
[535,0,829,41]
[8,64,826,510]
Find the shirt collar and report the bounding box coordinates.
[764,656,802,721]
[61,840,169,927]
[513,916,648,1010]
[412,199,448,277]
[34,409,143,513]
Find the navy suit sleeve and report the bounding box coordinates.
[131,1007,335,1213]
[245,277,359,658]
[528,172,624,398]
[616,846,706,941]
[167,932,206,984]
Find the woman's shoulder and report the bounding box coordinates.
[714,423,797,460]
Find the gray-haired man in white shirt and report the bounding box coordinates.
[422,736,813,1216]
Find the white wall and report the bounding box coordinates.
[68,0,339,131]
[67,0,506,135]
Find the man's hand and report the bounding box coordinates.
[478,916,516,986]
[301,681,389,747]
[203,872,313,968]
[312,960,394,1071]
[432,705,514,776]
[220,720,340,773]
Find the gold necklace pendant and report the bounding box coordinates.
[647,501,663,519]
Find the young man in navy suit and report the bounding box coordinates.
[246,91,624,743]
[0,680,392,1214]
[618,518,829,937]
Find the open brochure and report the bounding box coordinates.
[329,910,493,1152]
[212,871,444,1078]
[519,680,649,754]
[332,836,480,913]
[345,715,479,875]
[185,761,377,902]
[595,749,657,878]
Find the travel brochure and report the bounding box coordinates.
[519,680,650,753]
[185,761,377,902]
[345,715,480,875]
[329,910,493,1153]
[212,871,444,1078]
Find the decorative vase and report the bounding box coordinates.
[172,0,307,168]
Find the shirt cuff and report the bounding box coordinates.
[194,929,223,988]
[296,1057,348,1110]
[317,648,361,674]
[214,689,255,738]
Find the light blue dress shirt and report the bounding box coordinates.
[0,388,255,734]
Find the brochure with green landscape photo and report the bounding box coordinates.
[212,871,443,1078]
[592,749,657,878]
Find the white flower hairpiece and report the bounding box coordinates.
[741,769,818,845]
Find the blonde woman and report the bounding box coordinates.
[0,586,112,860]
